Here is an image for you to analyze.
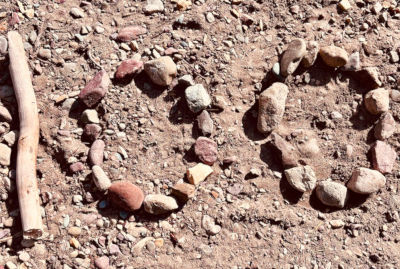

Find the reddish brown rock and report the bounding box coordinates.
[84,124,102,141]
[79,70,110,108]
[117,26,147,42]
[115,59,143,79]
[371,141,396,174]
[70,162,85,173]
[197,110,213,136]
[108,181,144,211]
[89,140,105,166]
[374,112,395,140]
[194,137,218,165]
[270,133,299,168]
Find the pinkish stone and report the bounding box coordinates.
[89,140,105,166]
[95,256,109,269]
[371,141,397,174]
[347,167,386,194]
[194,137,218,165]
[70,162,85,173]
[374,112,396,140]
[84,124,102,141]
[79,70,110,108]
[117,26,147,42]
[164,47,178,55]
[8,12,20,26]
[115,59,143,79]
[108,180,144,211]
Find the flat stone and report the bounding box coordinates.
[115,59,143,79]
[143,194,179,215]
[171,182,196,202]
[0,143,11,166]
[143,0,164,14]
[92,165,112,191]
[70,7,85,18]
[374,112,395,140]
[319,46,349,67]
[316,181,348,208]
[117,26,147,42]
[89,140,105,166]
[257,82,289,134]
[280,39,306,76]
[197,110,213,136]
[68,226,82,236]
[364,88,389,115]
[187,163,213,185]
[371,141,396,174]
[81,109,100,124]
[79,70,110,107]
[347,167,386,194]
[185,84,212,113]
[284,165,317,192]
[108,180,144,211]
[194,137,218,165]
[144,56,177,86]
[301,41,319,68]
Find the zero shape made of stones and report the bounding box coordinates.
[347,167,386,194]
[316,181,348,208]
[79,70,110,108]
[194,137,218,165]
[108,180,145,211]
[319,46,349,68]
[280,39,306,77]
[144,56,177,86]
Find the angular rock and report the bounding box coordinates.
[83,124,102,141]
[194,137,218,165]
[316,181,348,208]
[92,165,112,191]
[257,82,289,134]
[144,56,177,86]
[0,36,7,55]
[69,162,85,173]
[374,112,395,140]
[342,51,360,71]
[280,39,306,76]
[338,0,351,11]
[3,131,17,146]
[0,105,12,122]
[108,180,144,211]
[143,0,164,14]
[202,215,221,235]
[354,67,382,89]
[79,70,110,107]
[81,109,100,124]
[178,74,195,87]
[371,141,396,174]
[347,167,386,194]
[94,256,109,269]
[364,88,389,115]
[89,140,105,166]
[301,41,319,68]
[115,59,143,79]
[185,84,212,113]
[143,194,178,215]
[171,182,196,202]
[197,110,213,136]
[0,143,11,166]
[117,26,147,42]
[319,46,349,67]
[270,133,299,168]
[187,163,213,185]
[70,7,85,18]
[284,165,317,192]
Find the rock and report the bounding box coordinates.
[178,74,195,87]
[117,26,147,42]
[68,226,82,236]
[316,181,348,208]
[38,48,51,60]
[390,51,399,63]
[197,110,213,136]
[18,251,30,262]
[144,194,178,215]
[257,82,289,134]
[81,109,100,124]
[108,180,144,211]
[330,219,345,229]
[342,51,360,71]
[144,56,177,86]
[354,67,382,89]
[187,163,213,185]
[194,137,218,165]
[301,41,319,68]
[3,130,17,146]
[280,39,306,76]
[374,112,395,140]
[70,7,85,18]
[79,70,110,107]
[270,133,299,168]
[319,46,349,67]
[364,88,389,115]
[89,140,105,166]
[94,256,109,269]
[0,36,7,55]
[143,0,164,14]
[371,141,396,174]
[272,62,281,78]
[347,167,386,194]
[171,182,196,202]
[92,165,112,191]
[284,165,317,192]
[5,262,17,269]
[83,124,102,141]
[69,162,85,173]
[206,12,215,23]
[202,215,221,235]
[338,0,351,11]
[297,137,320,158]
[115,59,143,79]
[0,105,12,122]
[185,84,212,113]
[0,143,11,166]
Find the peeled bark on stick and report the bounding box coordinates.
[7,31,43,239]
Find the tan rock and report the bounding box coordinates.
[364,88,389,115]
[319,46,349,67]
[171,182,196,202]
[347,167,386,194]
[187,163,213,185]
[144,56,177,86]
[280,39,306,76]
[302,41,319,68]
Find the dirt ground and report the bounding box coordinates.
[1,0,400,268]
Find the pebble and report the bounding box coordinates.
[79,70,110,108]
[187,163,213,185]
[270,133,299,168]
[94,256,109,269]
[115,59,143,79]
[194,137,218,165]
[284,165,317,192]
[316,181,348,208]
[108,180,144,211]
[197,110,213,136]
[38,48,52,60]
[206,12,215,23]
[0,36,8,55]
[185,84,212,113]
[330,219,345,229]
[70,237,81,248]
[347,167,386,194]
[338,0,351,11]
[342,52,360,71]
[81,109,100,124]
[374,112,395,140]
[154,238,164,247]
[364,88,389,115]
[371,141,396,174]
[280,38,306,76]
[144,56,177,86]
[69,162,85,173]
[202,215,221,235]
[272,62,281,77]
[143,0,164,14]
[89,140,105,166]
[171,182,196,202]
[83,124,102,141]
[144,194,179,215]
[178,74,195,87]
[3,130,17,146]
[319,46,349,67]
[68,226,82,236]
[117,26,147,42]
[257,82,289,134]
[92,165,112,191]
[390,51,399,63]
[301,41,319,68]
[0,143,11,166]
[5,262,17,269]
[18,251,30,262]
[70,7,85,18]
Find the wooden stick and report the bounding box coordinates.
[7,31,43,240]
